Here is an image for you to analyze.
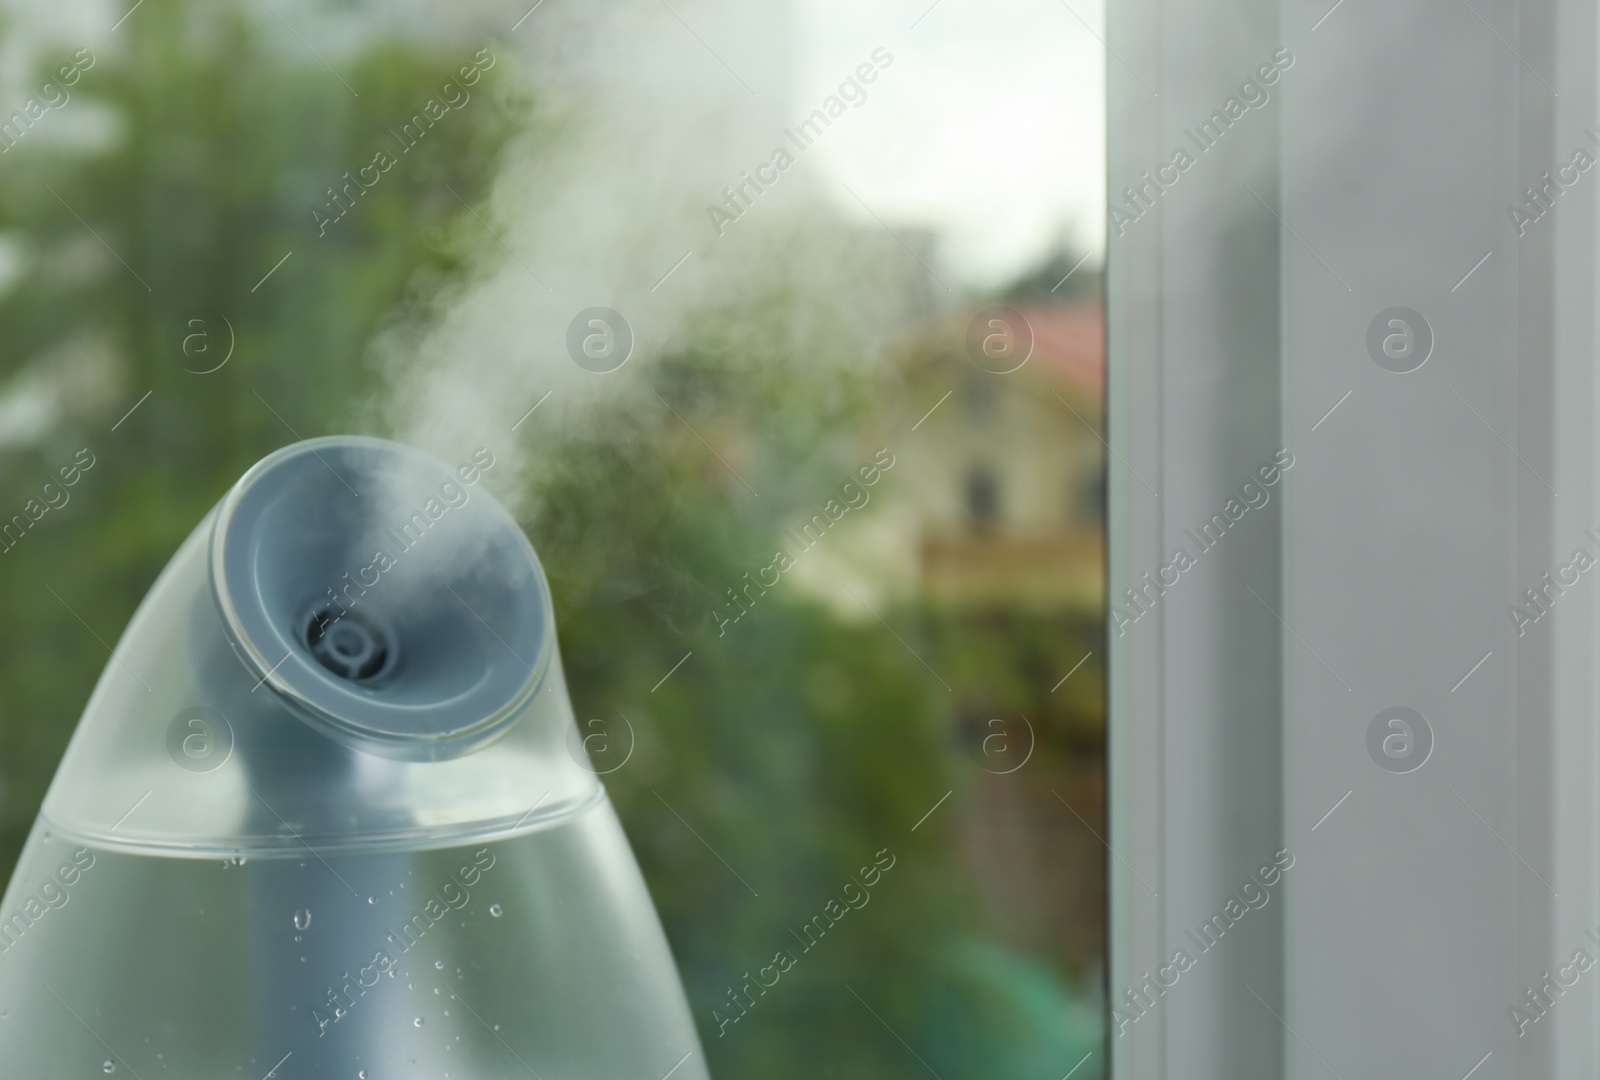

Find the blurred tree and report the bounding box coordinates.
[527,349,1100,1077]
[0,0,514,864]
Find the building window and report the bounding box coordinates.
[1076,468,1105,523]
[963,372,999,423]
[966,465,1000,529]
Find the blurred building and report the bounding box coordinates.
[900,300,1105,611]
[783,292,1109,972]
[907,298,1108,974]
[784,297,1105,621]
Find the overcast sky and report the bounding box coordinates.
[794,0,1106,290]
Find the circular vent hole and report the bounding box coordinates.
[303,606,394,682]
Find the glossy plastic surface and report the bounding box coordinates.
[0,437,708,1079]
[0,805,707,1079]
[37,438,601,855]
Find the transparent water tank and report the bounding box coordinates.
[0,436,708,1079]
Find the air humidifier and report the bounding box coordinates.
[0,436,709,1079]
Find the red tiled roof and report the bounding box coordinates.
[1014,302,1103,399]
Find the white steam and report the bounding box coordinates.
[365,0,937,521]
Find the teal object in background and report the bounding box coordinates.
[920,938,1104,1080]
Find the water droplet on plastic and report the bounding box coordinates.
[434,960,444,970]
[103,1062,116,1074]
[367,896,376,905]
[293,909,312,931]
[489,904,503,917]
[359,1072,369,1079]
[413,1017,425,1028]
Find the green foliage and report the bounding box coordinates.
[1000,249,1103,303]
[529,365,1099,1076]
[0,1,510,857]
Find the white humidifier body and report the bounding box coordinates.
[0,437,708,1079]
